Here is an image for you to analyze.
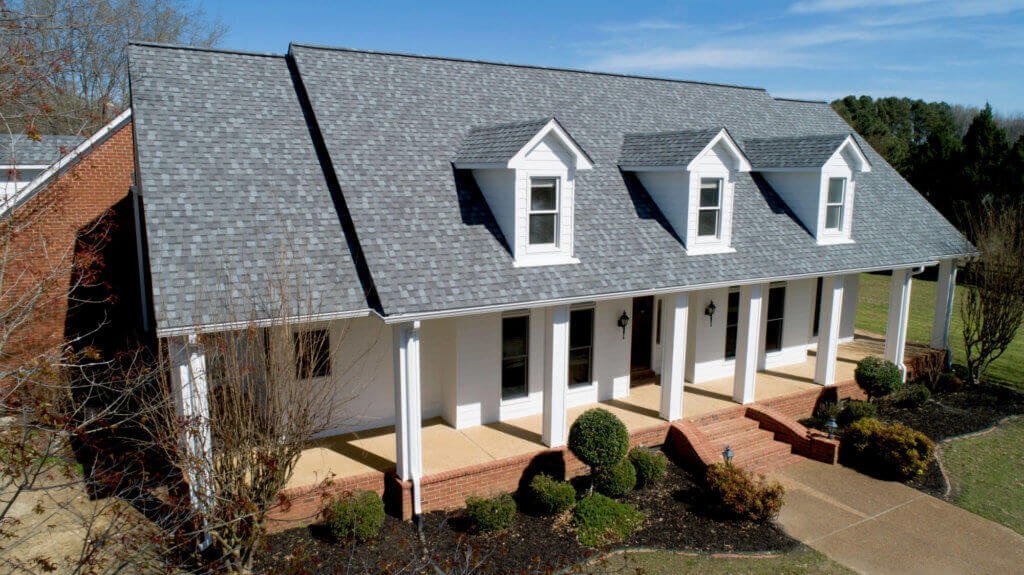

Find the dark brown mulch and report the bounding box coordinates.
[255,453,798,574]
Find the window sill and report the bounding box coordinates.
[513,255,580,268]
[815,235,855,246]
[685,245,736,256]
[500,394,532,407]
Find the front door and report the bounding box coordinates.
[630,296,654,374]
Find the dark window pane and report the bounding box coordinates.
[655,299,662,344]
[530,179,557,210]
[502,315,529,400]
[529,214,556,244]
[699,179,720,207]
[813,277,823,337]
[765,286,786,353]
[698,209,719,237]
[502,316,529,358]
[569,308,594,388]
[765,320,783,352]
[724,290,740,359]
[501,358,528,399]
[294,329,330,379]
[825,205,842,230]
[569,348,592,387]
[828,178,845,204]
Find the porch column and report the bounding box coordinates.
[659,293,689,421]
[733,284,764,404]
[393,321,423,496]
[168,335,212,536]
[814,275,845,386]
[885,268,913,380]
[931,259,957,368]
[542,305,570,447]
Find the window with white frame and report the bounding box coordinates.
[568,306,594,388]
[501,313,530,400]
[528,177,559,247]
[764,284,786,353]
[724,288,740,359]
[294,329,330,379]
[697,178,722,238]
[825,177,846,231]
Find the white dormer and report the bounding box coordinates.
[455,118,593,267]
[620,128,751,255]
[746,134,871,245]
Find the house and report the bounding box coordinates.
[0,111,136,370]
[126,43,968,521]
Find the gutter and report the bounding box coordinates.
[156,308,373,338]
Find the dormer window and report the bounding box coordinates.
[455,117,593,267]
[528,177,559,247]
[825,177,846,231]
[698,178,723,239]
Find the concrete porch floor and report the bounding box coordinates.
[288,333,915,489]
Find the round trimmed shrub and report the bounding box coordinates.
[528,473,576,515]
[855,356,903,400]
[464,493,517,533]
[322,490,385,541]
[704,463,785,523]
[594,459,637,498]
[572,493,644,548]
[892,383,931,408]
[935,372,964,393]
[837,400,877,427]
[568,408,629,469]
[628,447,667,488]
[840,418,934,480]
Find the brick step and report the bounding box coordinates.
[728,441,793,469]
[709,427,777,451]
[750,454,804,476]
[698,417,760,440]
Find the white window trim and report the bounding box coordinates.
[824,177,846,232]
[499,310,532,405]
[527,175,561,252]
[764,282,787,356]
[697,177,723,240]
[567,303,597,390]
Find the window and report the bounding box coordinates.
[501,314,530,400]
[568,307,594,388]
[825,178,846,231]
[294,329,330,379]
[765,285,786,353]
[812,277,823,337]
[528,177,559,246]
[655,299,663,345]
[724,289,740,359]
[697,178,722,238]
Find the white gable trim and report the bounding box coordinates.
[508,118,593,171]
[838,135,872,172]
[686,128,751,173]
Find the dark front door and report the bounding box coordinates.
[631,296,654,373]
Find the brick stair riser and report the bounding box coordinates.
[729,441,792,464]
[709,429,775,451]
[700,419,759,441]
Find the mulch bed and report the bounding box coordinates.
[255,453,798,574]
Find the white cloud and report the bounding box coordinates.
[595,19,690,33]
[788,0,928,14]
[593,46,816,70]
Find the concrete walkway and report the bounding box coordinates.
[772,460,1024,574]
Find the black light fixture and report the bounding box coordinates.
[617,311,631,340]
[705,300,717,325]
[722,445,734,464]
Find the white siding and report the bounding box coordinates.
[453,313,501,428]
[818,151,855,244]
[636,171,690,241]
[763,171,820,234]
[473,169,516,248]
[840,273,859,340]
[685,144,737,254]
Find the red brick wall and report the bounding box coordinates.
[1,122,134,378]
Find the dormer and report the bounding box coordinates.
[620,128,751,255]
[455,118,593,267]
[745,134,871,245]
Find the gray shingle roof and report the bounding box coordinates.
[619,128,723,167]
[455,118,551,164]
[128,43,970,326]
[128,44,370,332]
[744,133,851,169]
[0,134,84,166]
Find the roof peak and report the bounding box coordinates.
[129,40,285,59]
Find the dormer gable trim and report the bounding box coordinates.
[687,128,752,173]
[834,135,871,173]
[618,127,751,173]
[745,133,871,173]
[454,117,594,171]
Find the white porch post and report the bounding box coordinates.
[168,335,212,546]
[885,268,913,380]
[394,321,423,513]
[542,305,570,447]
[659,293,689,421]
[931,259,957,367]
[815,275,845,386]
[733,284,764,404]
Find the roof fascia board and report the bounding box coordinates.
[686,128,752,172]
[156,307,373,338]
[508,118,594,170]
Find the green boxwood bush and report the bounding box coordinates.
[704,463,785,523]
[322,490,385,541]
[855,356,903,400]
[568,408,629,469]
[892,383,931,408]
[528,473,576,515]
[840,418,934,480]
[572,493,644,547]
[594,459,637,498]
[464,493,517,533]
[628,447,667,488]
[837,400,877,427]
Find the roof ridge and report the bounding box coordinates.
[773,96,830,105]
[129,40,285,59]
[289,42,769,93]
[624,126,723,137]
[745,132,850,142]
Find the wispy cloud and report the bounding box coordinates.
[594,46,814,71]
[788,0,928,15]
[595,19,690,33]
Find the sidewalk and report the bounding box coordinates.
[772,460,1024,574]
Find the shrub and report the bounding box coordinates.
[813,401,841,423]
[572,494,644,547]
[837,400,877,427]
[892,383,931,408]
[322,490,385,541]
[704,463,785,522]
[855,356,903,400]
[840,418,934,480]
[594,459,637,498]
[628,447,667,488]
[935,372,964,393]
[528,473,576,515]
[568,408,630,469]
[464,493,517,533]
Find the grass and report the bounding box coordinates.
[940,417,1024,536]
[854,272,1024,389]
[588,546,854,574]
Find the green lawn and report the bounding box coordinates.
[586,546,854,574]
[855,272,1024,389]
[941,417,1024,535]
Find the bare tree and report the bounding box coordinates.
[959,202,1024,385]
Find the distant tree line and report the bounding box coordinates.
[831,96,1024,233]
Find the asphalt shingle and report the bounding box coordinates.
[744,133,852,169]
[619,128,724,167]
[1,135,84,166]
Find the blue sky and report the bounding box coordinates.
[200,0,1024,113]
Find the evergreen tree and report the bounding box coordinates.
[961,104,1010,213]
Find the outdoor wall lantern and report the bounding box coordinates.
[826,417,838,440]
[617,311,631,340]
[705,300,717,325]
[722,445,734,464]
